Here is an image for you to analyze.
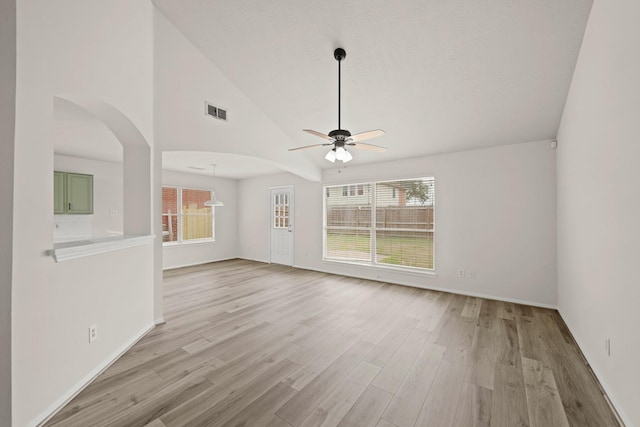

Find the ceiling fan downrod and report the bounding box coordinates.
[334,48,346,131]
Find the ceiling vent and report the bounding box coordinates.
[205,101,228,122]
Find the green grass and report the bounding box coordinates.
[326,233,434,269]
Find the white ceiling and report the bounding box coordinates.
[153,0,593,173]
[162,151,283,180]
[54,1,593,178]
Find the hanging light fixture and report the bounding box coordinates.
[325,142,352,163]
[204,192,224,207]
[290,48,386,163]
[204,164,224,207]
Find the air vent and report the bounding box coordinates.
[205,101,228,121]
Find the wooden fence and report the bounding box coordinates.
[162,206,212,242]
[182,207,212,240]
[327,206,434,230]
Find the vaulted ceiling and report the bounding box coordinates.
[154,0,592,176]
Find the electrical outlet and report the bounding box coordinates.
[605,338,611,356]
[468,271,476,279]
[89,325,98,343]
[457,269,465,278]
[109,209,118,217]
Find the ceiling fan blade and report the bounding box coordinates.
[288,143,332,151]
[303,129,333,140]
[349,129,385,142]
[350,142,387,152]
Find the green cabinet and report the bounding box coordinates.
[53,171,66,214]
[54,171,93,214]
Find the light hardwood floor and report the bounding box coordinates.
[45,259,621,427]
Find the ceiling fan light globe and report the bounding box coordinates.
[343,150,353,162]
[325,150,336,162]
[335,146,346,161]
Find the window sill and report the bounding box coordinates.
[52,235,154,262]
[322,258,438,278]
[162,239,215,247]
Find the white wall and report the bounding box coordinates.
[556,0,640,425]
[239,173,325,266]
[240,140,557,307]
[54,155,124,240]
[13,1,155,426]
[162,170,238,269]
[0,0,16,424]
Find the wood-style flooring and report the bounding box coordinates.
[45,259,621,427]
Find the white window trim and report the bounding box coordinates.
[162,186,216,246]
[323,177,436,273]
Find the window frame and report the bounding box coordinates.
[162,186,216,246]
[323,177,436,274]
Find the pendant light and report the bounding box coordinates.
[204,164,224,207]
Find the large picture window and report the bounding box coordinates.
[324,177,435,270]
[162,187,215,244]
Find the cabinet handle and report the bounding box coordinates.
[68,202,71,210]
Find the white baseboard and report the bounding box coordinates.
[557,309,631,427]
[32,322,155,427]
[296,263,557,310]
[162,256,236,271]
[238,256,269,264]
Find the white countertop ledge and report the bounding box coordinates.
[53,235,154,262]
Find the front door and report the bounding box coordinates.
[270,186,294,266]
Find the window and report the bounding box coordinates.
[326,183,372,261]
[324,177,435,271]
[162,187,215,244]
[273,192,290,228]
[341,184,364,197]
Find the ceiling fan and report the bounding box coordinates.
[289,48,386,163]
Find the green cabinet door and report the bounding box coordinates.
[66,173,93,214]
[53,171,66,214]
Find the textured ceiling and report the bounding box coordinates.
[54,1,593,178]
[162,151,283,180]
[154,0,592,177]
[153,0,592,172]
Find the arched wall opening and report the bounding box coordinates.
[54,95,151,236]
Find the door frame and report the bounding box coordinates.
[269,185,294,266]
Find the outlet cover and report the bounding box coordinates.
[89,325,97,343]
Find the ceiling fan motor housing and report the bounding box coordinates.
[328,129,351,140]
[334,48,346,61]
